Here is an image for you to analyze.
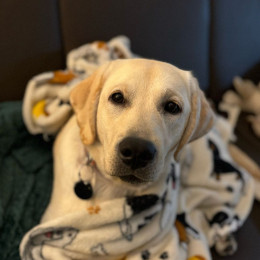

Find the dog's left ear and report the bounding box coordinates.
[174,74,215,160]
[70,62,111,145]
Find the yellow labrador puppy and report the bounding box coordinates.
[42,59,214,221]
[38,59,214,259]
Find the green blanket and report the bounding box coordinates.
[0,102,53,260]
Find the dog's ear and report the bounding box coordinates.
[70,63,110,145]
[174,74,215,160]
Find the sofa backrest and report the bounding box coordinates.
[59,0,210,91]
[1,0,260,102]
[210,0,260,101]
[0,0,64,101]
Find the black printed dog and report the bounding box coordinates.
[208,140,244,183]
[23,227,78,260]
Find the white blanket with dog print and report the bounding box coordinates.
[19,118,254,260]
[20,160,186,260]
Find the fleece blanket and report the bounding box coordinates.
[0,102,254,260]
[20,162,182,260]
[178,117,254,256]
[18,36,255,260]
[18,115,254,260]
[219,79,260,200]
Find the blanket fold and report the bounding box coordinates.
[20,165,183,260]
[22,36,136,137]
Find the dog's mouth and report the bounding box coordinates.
[118,175,150,185]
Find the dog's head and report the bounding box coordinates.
[70,59,214,185]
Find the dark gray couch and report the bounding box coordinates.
[1,0,259,259]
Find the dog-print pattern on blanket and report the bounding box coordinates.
[206,211,240,228]
[176,213,200,240]
[119,195,160,241]
[140,250,169,260]
[208,139,244,185]
[22,227,78,260]
[20,174,180,260]
[20,118,254,260]
[178,117,254,257]
[119,167,177,242]
[166,163,177,189]
[90,243,108,256]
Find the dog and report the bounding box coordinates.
[41,59,214,220]
[35,59,215,259]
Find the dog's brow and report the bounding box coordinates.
[163,89,183,102]
[107,84,129,95]
[164,88,176,96]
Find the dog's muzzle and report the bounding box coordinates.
[118,137,157,170]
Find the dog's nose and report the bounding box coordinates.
[118,137,157,170]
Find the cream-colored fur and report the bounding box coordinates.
[42,59,214,225]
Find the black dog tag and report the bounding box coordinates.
[74,181,93,200]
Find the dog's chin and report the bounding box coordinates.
[118,175,151,185]
[104,160,158,186]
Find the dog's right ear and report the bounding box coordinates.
[70,63,111,145]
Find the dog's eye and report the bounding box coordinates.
[164,101,182,115]
[110,92,125,104]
